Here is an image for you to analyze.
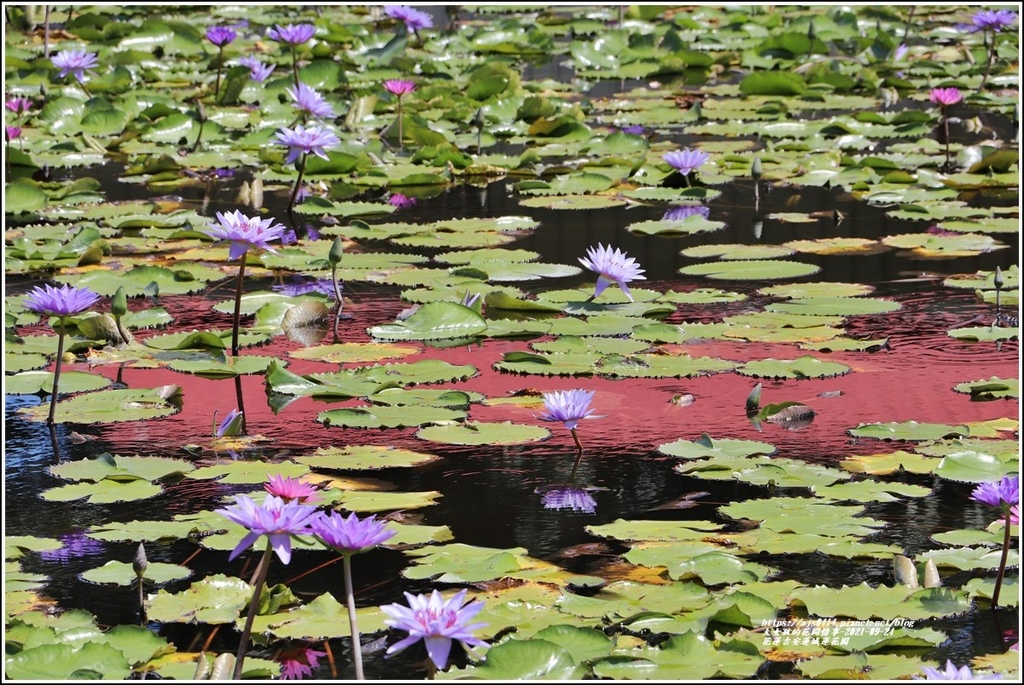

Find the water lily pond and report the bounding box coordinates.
[3,3,1021,681]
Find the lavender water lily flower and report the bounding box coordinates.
[24,284,102,426]
[916,660,1002,680]
[217,493,319,565]
[311,511,396,679]
[268,23,316,45]
[663,148,710,177]
[381,589,487,673]
[276,123,340,164]
[205,210,285,354]
[579,243,646,302]
[538,388,597,455]
[23,284,101,318]
[970,474,1019,608]
[276,123,340,208]
[969,9,1017,33]
[287,82,336,120]
[385,5,434,31]
[238,56,276,83]
[206,209,285,261]
[52,49,99,83]
[217,491,320,678]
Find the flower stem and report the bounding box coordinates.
[991,508,1012,608]
[233,543,273,679]
[980,31,995,90]
[291,46,300,89]
[214,46,224,97]
[941,108,951,170]
[342,554,365,680]
[231,252,247,357]
[47,317,67,425]
[289,152,308,209]
[570,427,584,453]
[332,263,344,343]
[397,96,404,151]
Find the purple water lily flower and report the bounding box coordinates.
[268,23,316,45]
[541,486,597,514]
[663,204,710,222]
[915,660,1002,680]
[971,475,1019,509]
[617,124,646,135]
[6,125,22,141]
[275,123,340,165]
[24,284,101,317]
[579,243,646,302]
[538,389,596,431]
[216,494,320,565]
[205,209,286,260]
[970,9,1017,33]
[380,589,487,671]
[279,646,327,680]
[287,82,336,119]
[929,87,963,107]
[6,97,32,114]
[311,511,396,555]
[384,79,416,97]
[52,49,99,83]
[205,25,237,47]
[237,56,276,83]
[384,5,434,31]
[663,148,710,176]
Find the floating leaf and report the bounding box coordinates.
[417,421,550,445]
[19,386,181,424]
[735,356,850,380]
[679,259,821,280]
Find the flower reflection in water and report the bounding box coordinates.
[539,484,598,514]
[39,530,106,563]
[662,204,710,222]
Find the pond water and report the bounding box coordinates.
[3,3,1020,682]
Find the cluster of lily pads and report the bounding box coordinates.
[4,3,1020,681]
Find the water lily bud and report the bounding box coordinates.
[994,266,1004,289]
[328,236,345,266]
[133,542,148,578]
[751,156,762,181]
[111,285,127,318]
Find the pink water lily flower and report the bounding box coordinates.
[384,79,416,96]
[929,87,963,107]
[265,475,322,504]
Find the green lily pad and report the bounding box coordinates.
[5,370,111,395]
[953,377,1018,401]
[735,356,851,379]
[367,301,488,341]
[679,259,821,280]
[317,404,467,429]
[18,386,181,424]
[80,560,191,587]
[849,421,970,442]
[416,421,550,445]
